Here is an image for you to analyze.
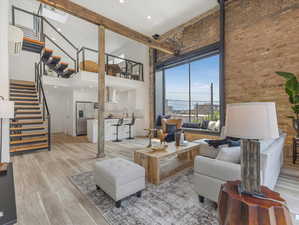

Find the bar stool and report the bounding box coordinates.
[125,116,135,140]
[112,118,124,142]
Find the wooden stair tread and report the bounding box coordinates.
[10,131,47,137]
[15,110,41,113]
[10,137,48,145]
[10,126,46,131]
[10,80,35,86]
[10,143,48,153]
[10,93,37,97]
[23,37,45,46]
[10,96,38,100]
[15,114,42,117]
[14,106,40,110]
[14,101,39,105]
[10,89,36,93]
[10,120,44,125]
[10,86,36,91]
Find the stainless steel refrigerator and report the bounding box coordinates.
[76,101,95,136]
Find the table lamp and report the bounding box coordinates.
[225,102,279,195]
[0,97,15,172]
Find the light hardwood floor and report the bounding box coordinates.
[12,134,109,225]
[11,134,299,225]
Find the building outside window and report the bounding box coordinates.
[156,52,221,133]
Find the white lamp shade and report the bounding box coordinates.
[225,102,279,140]
[0,101,15,119]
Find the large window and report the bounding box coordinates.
[156,52,221,133]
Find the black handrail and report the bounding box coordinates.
[44,34,76,62]
[12,5,144,80]
[35,61,51,151]
[12,6,78,50]
[43,18,79,51]
[77,47,144,81]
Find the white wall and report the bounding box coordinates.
[0,0,10,162]
[111,40,150,134]
[10,50,39,81]
[44,87,73,134]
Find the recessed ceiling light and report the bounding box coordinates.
[119,0,125,3]
[57,28,61,32]
[54,86,58,88]
[51,37,56,41]
[147,16,152,20]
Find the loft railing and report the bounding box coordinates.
[35,61,51,151]
[11,5,144,81]
[78,47,144,81]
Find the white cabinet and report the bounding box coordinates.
[88,119,135,143]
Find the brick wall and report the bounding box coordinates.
[151,0,299,168]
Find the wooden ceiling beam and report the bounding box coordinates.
[38,0,175,54]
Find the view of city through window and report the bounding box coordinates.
[164,54,220,127]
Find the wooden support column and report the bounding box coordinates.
[97,25,105,158]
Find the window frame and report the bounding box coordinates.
[155,42,224,135]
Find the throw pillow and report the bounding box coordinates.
[216,146,241,164]
[182,122,201,129]
[205,139,230,148]
[228,140,241,147]
[208,121,217,130]
[201,120,209,129]
[214,120,220,131]
[166,124,177,134]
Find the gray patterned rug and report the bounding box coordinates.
[70,169,219,225]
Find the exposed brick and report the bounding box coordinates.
[151,0,299,169]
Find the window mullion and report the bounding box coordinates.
[189,63,191,122]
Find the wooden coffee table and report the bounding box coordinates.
[134,142,200,185]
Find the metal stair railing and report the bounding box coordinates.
[35,61,51,151]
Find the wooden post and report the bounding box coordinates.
[97,25,105,158]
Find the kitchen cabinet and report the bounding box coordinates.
[87,119,135,143]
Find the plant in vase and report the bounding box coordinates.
[276,71,299,137]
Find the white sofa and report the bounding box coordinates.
[193,133,286,203]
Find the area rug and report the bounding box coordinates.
[70,169,219,225]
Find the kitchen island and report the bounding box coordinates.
[87,118,135,143]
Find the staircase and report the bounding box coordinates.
[9,80,50,154]
[41,48,76,78]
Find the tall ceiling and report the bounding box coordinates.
[72,0,218,36]
[12,0,218,53]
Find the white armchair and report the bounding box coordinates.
[193,133,286,203]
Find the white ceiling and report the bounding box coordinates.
[12,0,218,54]
[72,0,218,36]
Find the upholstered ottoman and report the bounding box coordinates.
[94,157,145,208]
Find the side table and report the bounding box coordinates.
[293,137,299,164]
[218,180,293,225]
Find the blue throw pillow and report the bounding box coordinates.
[182,122,201,129]
[228,140,241,147]
[166,124,177,134]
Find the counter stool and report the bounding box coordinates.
[125,116,135,140]
[112,118,124,142]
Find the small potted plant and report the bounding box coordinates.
[276,71,299,137]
